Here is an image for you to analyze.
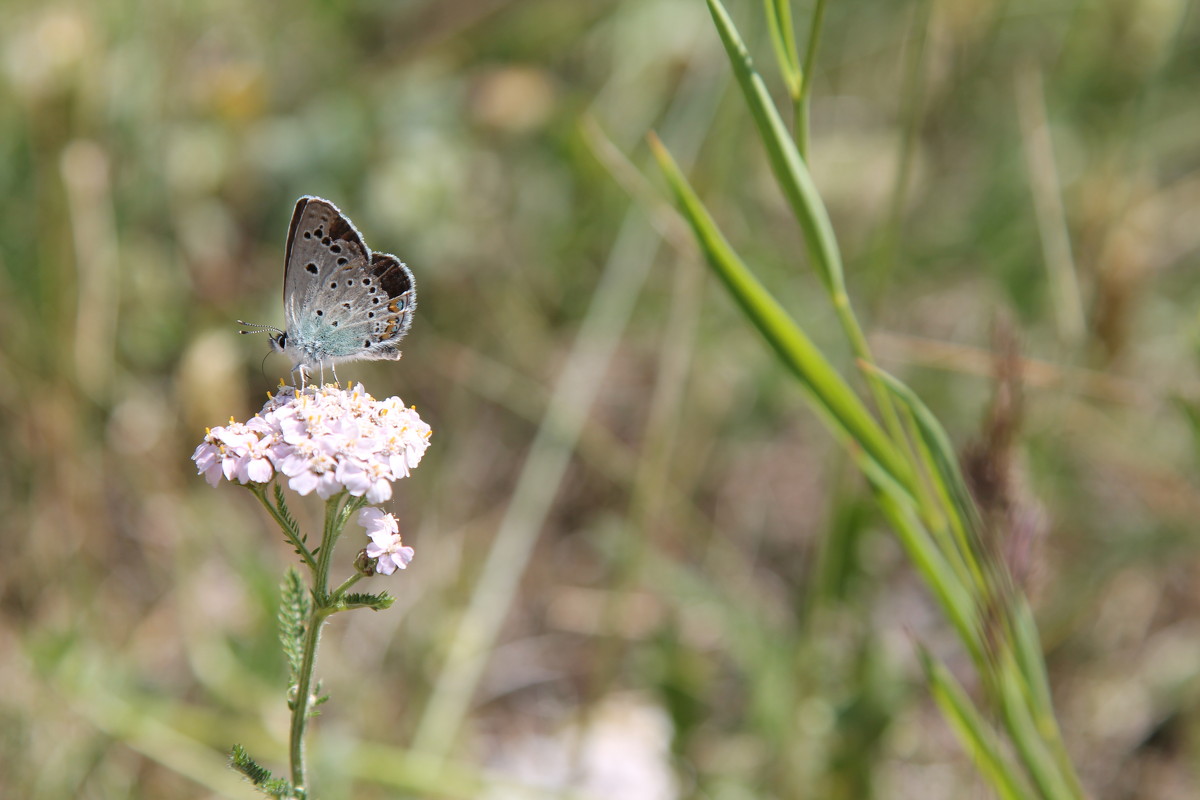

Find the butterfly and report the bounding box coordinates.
[242,196,416,383]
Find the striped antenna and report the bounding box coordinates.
[237,320,285,336]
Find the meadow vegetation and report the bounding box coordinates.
[2,0,1199,797]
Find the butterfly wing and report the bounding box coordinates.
[283,196,369,327]
[282,197,416,365]
[347,252,417,361]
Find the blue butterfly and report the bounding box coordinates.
[242,196,416,383]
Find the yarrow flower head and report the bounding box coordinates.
[192,383,432,503]
[358,507,414,575]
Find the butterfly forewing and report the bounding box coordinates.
[283,197,369,325]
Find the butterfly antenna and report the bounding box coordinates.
[237,320,284,336]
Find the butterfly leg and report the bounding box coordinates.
[331,363,341,387]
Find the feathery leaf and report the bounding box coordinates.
[278,568,311,681]
[229,744,297,798]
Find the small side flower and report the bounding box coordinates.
[192,420,277,487]
[357,507,414,575]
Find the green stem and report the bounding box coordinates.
[287,493,353,797]
[799,0,827,102]
[248,484,316,572]
[795,0,827,158]
[794,97,809,161]
[329,572,365,605]
[289,607,329,798]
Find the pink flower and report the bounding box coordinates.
[192,439,224,487]
[192,383,432,498]
[358,507,414,575]
[337,459,393,503]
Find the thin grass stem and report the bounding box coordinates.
[796,0,827,157]
[703,0,915,490]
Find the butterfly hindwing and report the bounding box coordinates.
[358,253,416,359]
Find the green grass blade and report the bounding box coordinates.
[799,0,828,102]
[998,662,1082,800]
[871,366,981,529]
[1011,598,1053,720]
[1011,598,1084,795]
[918,649,1033,800]
[763,0,802,97]
[795,0,828,157]
[862,363,988,579]
[649,133,913,494]
[705,0,915,473]
[706,0,842,297]
[867,471,982,664]
[869,363,1085,797]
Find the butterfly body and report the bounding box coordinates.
[268,196,416,375]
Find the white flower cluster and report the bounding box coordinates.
[193,383,431,503]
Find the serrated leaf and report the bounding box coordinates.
[229,744,297,798]
[278,568,311,681]
[340,591,395,611]
[273,483,306,546]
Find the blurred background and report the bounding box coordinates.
[2,0,1200,797]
